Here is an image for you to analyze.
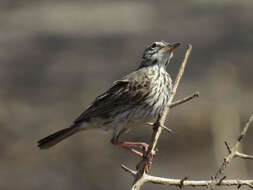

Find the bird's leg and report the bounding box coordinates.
[119,141,149,157]
[111,138,156,172]
[111,129,150,157]
[111,137,149,157]
[118,141,157,172]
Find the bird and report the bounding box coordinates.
[38,41,180,157]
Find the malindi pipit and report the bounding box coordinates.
[38,41,180,158]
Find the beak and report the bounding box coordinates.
[159,42,181,53]
[170,42,181,52]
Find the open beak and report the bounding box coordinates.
[170,42,181,52]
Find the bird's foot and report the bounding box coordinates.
[136,149,156,172]
[114,140,157,172]
[118,141,149,157]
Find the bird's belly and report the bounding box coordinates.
[97,84,170,132]
[115,107,154,124]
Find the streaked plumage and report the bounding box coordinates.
[38,41,180,149]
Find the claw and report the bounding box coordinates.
[145,150,156,172]
[116,141,158,172]
[136,149,156,172]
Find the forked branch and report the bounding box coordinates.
[122,114,253,189]
[209,114,253,189]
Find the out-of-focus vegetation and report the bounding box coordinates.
[0,1,252,189]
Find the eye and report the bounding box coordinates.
[150,43,156,48]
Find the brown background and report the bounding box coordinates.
[0,0,253,189]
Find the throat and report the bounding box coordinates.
[153,64,167,73]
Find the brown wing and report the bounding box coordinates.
[74,69,151,124]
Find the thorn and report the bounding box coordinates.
[146,122,154,126]
[179,176,188,188]
[194,91,200,98]
[146,122,172,134]
[224,141,232,154]
[218,176,226,185]
[237,134,244,142]
[248,183,253,188]
[121,164,136,176]
[161,125,173,134]
[237,184,242,189]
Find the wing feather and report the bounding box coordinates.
[74,69,151,124]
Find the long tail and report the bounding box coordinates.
[38,125,80,149]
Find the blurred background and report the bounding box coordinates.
[0,0,253,189]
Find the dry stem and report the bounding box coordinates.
[170,92,199,109]
[128,44,193,190]
[122,114,253,190]
[209,114,253,189]
[121,164,253,188]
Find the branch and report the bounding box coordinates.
[146,174,253,188]
[235,152,253,160]
[145,91,199,134]
[169,91,199,109]
[122,166,253,188]
[122,114,253,190]
[209,114,253,189]
[121,164,136,176]
[128,44,193,190]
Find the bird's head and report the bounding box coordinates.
[139,41,180,69]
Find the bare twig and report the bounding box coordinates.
[122,114,253,190]
[235,152,253,160]
[146,91,199,134]
[209,114,253,189]
[169,91,199,109]
[121,164,136,176]
[145,175,253,188]
[122,169,253,188]
[145,91,199,134]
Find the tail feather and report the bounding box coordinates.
[38,126,78,149]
